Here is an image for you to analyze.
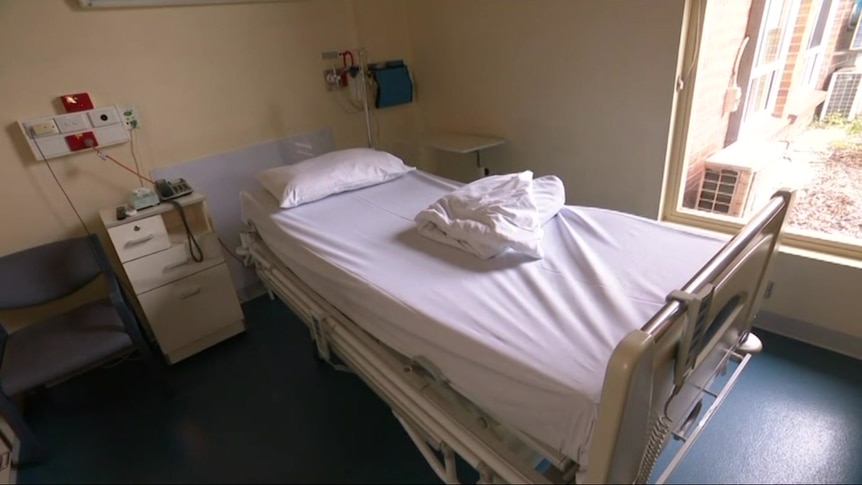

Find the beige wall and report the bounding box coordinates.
[405,0,686,218]
[3,0,858,346]
[0,0,415,256]
[404,0,862,344]
[763,250,862,344]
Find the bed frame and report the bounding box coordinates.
[237,189,794,484]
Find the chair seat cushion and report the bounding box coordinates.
[1,300,133,395]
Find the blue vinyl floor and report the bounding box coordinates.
[16,296,862,484]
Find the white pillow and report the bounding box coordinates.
[256,148,415,209]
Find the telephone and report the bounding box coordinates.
[154,178,193,201]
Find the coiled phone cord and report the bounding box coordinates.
[635,387,680,484]
[169,200,204,263]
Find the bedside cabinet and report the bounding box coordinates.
[99,192,245,365]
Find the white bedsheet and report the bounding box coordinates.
[240,170,726,468]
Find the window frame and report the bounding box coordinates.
[801,0,838,89]
[741,0,801,126]
[660,0,862,263]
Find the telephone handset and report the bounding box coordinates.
[154,178,193,201]
[153,177,203,263]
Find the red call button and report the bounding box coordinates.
[65,132,98,151]
[60,93,94,113]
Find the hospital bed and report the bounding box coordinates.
[236,168,793,484]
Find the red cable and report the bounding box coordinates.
[94,148,247,264]
[95,149,155,184]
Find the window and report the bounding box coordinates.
[742,0,800,124]
[802,0,836,89]
[663,0,862,261]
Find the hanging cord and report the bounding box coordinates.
[41,154,90,234]
[93,148,247,262]
[94,148,154,184]
[129,129,146,188]
[168,200,204,263]
[357,48,374,148]
[219,237,246,264]
[33,141,144,333]
[635,387,680,484]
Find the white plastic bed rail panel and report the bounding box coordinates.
[150,129,334,300]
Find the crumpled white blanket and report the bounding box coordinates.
[414,171,565,259]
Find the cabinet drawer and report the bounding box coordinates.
[124,233,224,294]
[107,215,170,262]
[138,263,243,355]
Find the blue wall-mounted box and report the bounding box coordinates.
[370,60,414,109]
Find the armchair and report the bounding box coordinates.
[0,234,172,464]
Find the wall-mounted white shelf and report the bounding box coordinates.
[417,132,506,178]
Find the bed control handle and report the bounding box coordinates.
[125,234,154,247]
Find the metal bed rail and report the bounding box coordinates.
[238,188,794,485]
[642,190,794,339]
[585,189,795,484]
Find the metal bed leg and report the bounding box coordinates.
[309,315,353,374]
[395,413,461,485]
[653,352,752,485]
[477,462,496,484]
[738,332,763,354]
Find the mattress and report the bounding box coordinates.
[240,169,726,468]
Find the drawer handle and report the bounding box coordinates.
[163,257,191,272]
[125,234,154,247]
[178,287,202,300]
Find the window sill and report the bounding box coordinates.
[738,90,827,142]
[778,243,862,270]
[662,208,862,269]
[739,113,788,142]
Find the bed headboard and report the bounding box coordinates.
[150,128,335,300]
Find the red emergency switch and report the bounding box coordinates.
[65,131,98,151]
[60,92,94,113]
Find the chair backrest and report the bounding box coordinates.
[0,235,109,310]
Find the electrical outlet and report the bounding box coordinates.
[117,105,141,129]
[28,120,60,137]
[88,107,121,128]
[55,113,88,134]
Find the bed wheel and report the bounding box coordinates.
[738,332,763,354]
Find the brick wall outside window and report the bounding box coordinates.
[681,0,855,210]
[682,0,754,208]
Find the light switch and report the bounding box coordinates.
[28,120,60,137]
[55,113,88,134]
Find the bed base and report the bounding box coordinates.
[237,189,793,484]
